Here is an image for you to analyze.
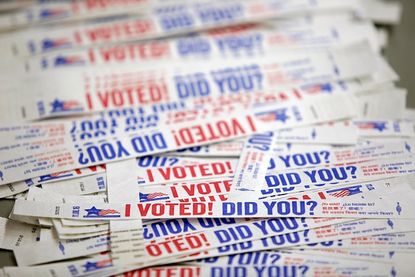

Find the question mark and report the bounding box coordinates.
[270,253,281,264]
[306,201,317,215]
[268,158,276,170]
[255,33,262,48]
[303,229,310,242]
[202,257,218,264]
[300,217,308,228]
[319,150,330,163]
[322,241,334,247]
[298,265,309,277]
[346,166,357,179]
[168,157,179,166]
[77,150,89,165]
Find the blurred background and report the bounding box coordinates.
[384,0,415,107]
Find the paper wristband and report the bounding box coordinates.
[7,0,364,54]
[19,43,373,119]
[0,94,356,185]
[12,192,415,220]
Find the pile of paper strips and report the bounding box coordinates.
[0,0,413,276]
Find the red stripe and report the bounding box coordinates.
[331,190,350,197]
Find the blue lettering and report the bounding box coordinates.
[197,4,243,24]
[265,173,301,187]
[131,133,167,154]
[177,37,211,56]
[211,65,263,94]
[175,73,210,99]
[160,12,194,32]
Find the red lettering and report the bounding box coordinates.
[112,89,124,106]
[211,162,226,175]
[179,203,191,215]
[223,180,232,191]
[99,48,112,61]
[192,203,207,215]
[166,203,179,215]
[184,164,197,177]
[156,167,171,181]
[87,48,95,63]
[199,163,211,177]
[157,240,173,254]
[230,118,247,135]
[246,115,257,132]
[186,234,203,249]
[146,168,155,182]
[151,203,164,216]
[191,126,206,143]
[197,183,210,194]
[84,20,153,43]
[137,203,151,216]
[172,166,186,179]
[85,92,93,110]
[170,186,179,198]
[124,204,131,217]
[97,92,110,108]
[182,184,195,197]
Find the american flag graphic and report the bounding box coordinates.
[302,83,332,94]
[50,99,83,113]
[83,259,112,272]
[63,100,82,109]
[50,171,73,178]
[139,192,169,202]
[354,121,387,132]
[96,259,112,267]
[329,189,350,197]
[84,206,120,218]
[98,209,120,216]
[256,112,278,122]
[42,38,71,50]
[38,171,73,182]
[51,172,66,177]
[54,55,85,66]
[39,8,68,19]
[327,185,363,198]
[255,109,289,123]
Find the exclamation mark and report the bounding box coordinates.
[208,202,213,215]
[171,130,182,147]
[226,161,233,175]
[161,80,169,101]
[200,233,210,247]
